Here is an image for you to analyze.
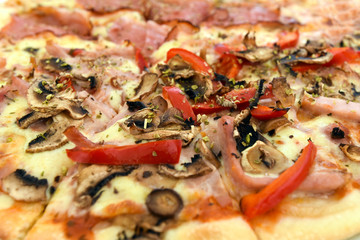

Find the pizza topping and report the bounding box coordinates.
[270,77,295,107]
[232,33,276,63]
[2,169,48,202]
[124,108,161,134]
[159,108,187,129]
[146,189,183,218]
[158,154,212,179]
[16,110,59,129]
[132,73,159,101]
[66,139,182,165]
[258,116,291,135]
[27,79,88,120]
[241,141,290,175]
[26,114,76,153]
[339,144,360,162]
[331,127,345,139]
[250,105,289,121]
[195,138,221,168]
[134,130,194,147]
[241,140,317,219]
[280,51,333,65]
[126,101,147,112]
[75,165,136,208]
[1,7,92,40]
[162,86,197,123]
[40,58,72,72]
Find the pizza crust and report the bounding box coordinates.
[252,189,360,240]
[163,217,257,240]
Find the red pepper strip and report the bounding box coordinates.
[163,86,197,122]
[135,48,149,72]
[192,86,274,115]
[69,48,84,57]
[214,43,247,55]
[63,126,98,148]
[57,76,75,91]
[166,48,213,77]
[216,53,242,79]
[292,47,360,72]
[277,30,299,50]
[66,139,182,165]
[241,140,317,220]
[250,105,289,121]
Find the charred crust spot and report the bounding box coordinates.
[135,140,143,144]
[165,164,175,170]
[331,127,345,139]
[14,169,48,187]
[142,171,152,178]
[231,153,240,159]
[213,116,221,120]
[249,79,265,109]
[91,190,104,205]
[351,83,360,97]
[235,123,259,153]
[126,101,147,112]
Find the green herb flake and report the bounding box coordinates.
[152,151,157,157]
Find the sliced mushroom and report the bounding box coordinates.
[167,54,195,79]
[16,110,60,129]
[232,32,276,63]
[28,79,88,120]
[124,108,161,134]
[241,140,290,174]
[279,51,333,65]
[75,165,137,208]
[2,169,48,202]
[146,189,183,218]
[259,116,291,136]
[340,144,360,162]
[132,73,159,101]
[26,114,80,153]
[270,77,295,107]
[159,107,186,128]
[134,130,194,147]
[159,55,213,99]
[148,96,168,113]
[40,57,72,72]
[158,154,212,178]
[195,139,221,168]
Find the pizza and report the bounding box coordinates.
[0,0,360,239]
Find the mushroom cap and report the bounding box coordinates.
[146,188,183,218]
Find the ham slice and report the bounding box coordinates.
[206,3,295,26]
[302,94,360,122]
[77,0,146,13]
[146,0,211,26]
[217,116,348,200]
[1,7,92,40]
[108,18,171,57]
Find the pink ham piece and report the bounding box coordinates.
[206,3,295,26]
[1,7,92,40]
[108,18,171,57]
[77,0,146,13]
[302,94,360,122]
[217,116,348,200]
[146,0,212,26]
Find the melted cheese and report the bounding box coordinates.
[0,192,14,210]
[90,176,151,217]
[0,97,74,186]
[94,225,126,240]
